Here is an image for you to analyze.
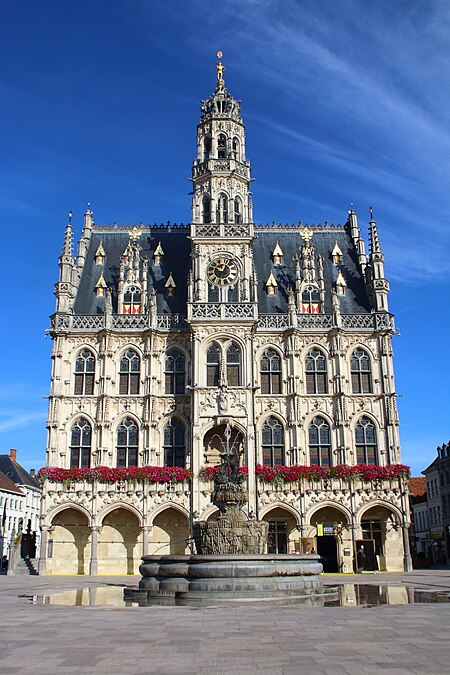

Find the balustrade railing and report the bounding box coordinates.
[191,303,256,320]
[50,313,187,333]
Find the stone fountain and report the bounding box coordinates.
[133,424,331,604]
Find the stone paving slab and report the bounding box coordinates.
[1,570,450,674]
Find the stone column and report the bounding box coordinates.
[402,523,413,572]
[142,526,151,556]
[38,526,49,576]
[89,526,99,576]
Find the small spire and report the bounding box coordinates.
[95,272,107,296]
[216,51,226,86]
[95,241,106,264]
[336,270,347,295]
[369,209,382,254]
[62,221,73,257]
[369,206,374,222]
[68,210,72,223]
[154,241,164,264]
[85,202,93,216]
[299,226,313,244]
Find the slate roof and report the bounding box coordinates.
[0,470,24,495]
[0,456,40,490]
[73,224,370,316]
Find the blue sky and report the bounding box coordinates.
[1,0,449,475]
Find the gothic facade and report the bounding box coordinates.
[39,58,412,575]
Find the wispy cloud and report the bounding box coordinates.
[0,411,47,434]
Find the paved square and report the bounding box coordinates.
[1,570,450,674]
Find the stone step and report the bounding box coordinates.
[14,558,39,575]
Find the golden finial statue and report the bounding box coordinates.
[129,225,141,241]
[216,50,226,83]
[300,226,313,243]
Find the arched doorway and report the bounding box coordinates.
[310,506,350,573]
[150,508,190,555]
[48,508,90,575]
[262,507,300,554]
[98,508,141,575]
[203,423,244,466]
[358,505,402,572]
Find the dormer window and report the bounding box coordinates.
[217,134,227,159]
[154,241,164,265]
[95,273,107,297]
[165,273,176,297]
[266,272,278,296]
[123,285,141,314]
[95,241,105,265]
[272,241,283,266]
[332,242,343,265]
[336,270,347,296]
[301,285,321,314]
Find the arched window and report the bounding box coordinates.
[163,418,186,467]
[232,137,240,160]
[217,133,227,159]
[123,286,141,315]
[351,348,372,394]
[206,343,220,387]
[301,285,321,314]
[226,343,241,386]
[116,417,138,467]
[260,349,282,394]
[309,416,332,466]
[203,196,211,224]
[305,348,327,394]
[355,416,378,464]
[217,193,228,223]
[262,416,284,465]
[74,349,95,395]
[234,197,242,224]
[203,136,211,160]
[70,418,91,468]
[119,349,140,395]
[165,349,186,394]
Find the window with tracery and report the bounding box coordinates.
[301,285,321,314]
[119,349,140,395]
[165,349,186,394]
[355,416,378,464]
[217,133,227,159]
[260,349,282,394]
[123,286,141,315]
[217,193,228,223]
[350,348,372,394]
[203,196,211,223]
[234,197,242,223]
[163,418,186,467]
[305,348,327,394]
[74,349,95,395]
[204,136,211,160]
[261,416,285,466]
[116,417,138,467]
[226,343,241,386]
[70,418,91,468]
[309,416,332,466]
[206,343,220,387]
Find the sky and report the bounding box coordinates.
[0,0,449,475]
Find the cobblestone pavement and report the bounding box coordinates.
[1,570,450,674]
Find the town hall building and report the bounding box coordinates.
[39,56,412,576]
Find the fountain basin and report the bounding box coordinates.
[139,553,323,602]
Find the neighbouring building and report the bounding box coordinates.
[435,441,450,564]
[0,449,42,560]
[408,477,428,563]
[0,470,25,561]
[422,458,445,564]
[39,56,412,576]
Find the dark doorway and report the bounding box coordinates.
[356,538,377,571]
[317,535,338,572]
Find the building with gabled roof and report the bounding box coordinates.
[39,55,412,576]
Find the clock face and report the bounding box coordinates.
[207,257,238,286]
